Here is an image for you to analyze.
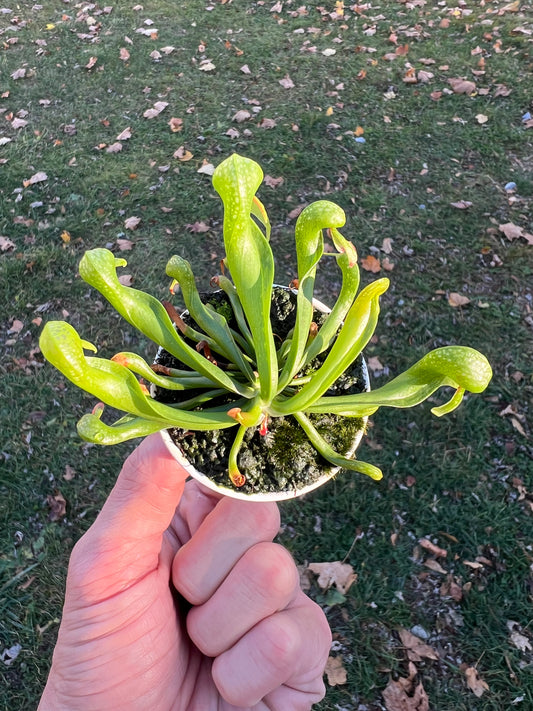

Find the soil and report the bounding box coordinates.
[153,287,367,496]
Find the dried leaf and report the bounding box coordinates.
[7,319,24,335]
[424,558,447,574]
[23,171,48,187]
[11,67,27,80]
[450,200,473,209]
[499,222,533,244]
[324,656,347,686]
[124,216,141,230]
[509,630,532,652]
[232,109,251,123]
[361,255,381,273]
[367,356,384,372]
[383,663,429,711]
[173,146,193,161]
[85,56,98,70]
[63,465,76,481]
[143,101,168,119]
[199,59,216,72]
[464,667,489,697]
[240,64,251,74]
[258,117,277,129]
[169,117,184,132]
[264,175,284,188]
[279,74,295,89]
[119,47,130,62]
[419,538,447,558]
[449,78,476,95]
[0,236,16,251]
[186,221,210,233]
[448,292,470,307]
[398,628,439,662]
[476,113,489,124]
[118,274,133,286]
[381,237,393,254]
[116,127,132,141]
[307,561,357,594]
[116,238,133,251]
[106,142,123,153]
[47,491,67,521]
[197,161,215,176]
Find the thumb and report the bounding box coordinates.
[85,433,188,553]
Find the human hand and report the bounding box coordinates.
[38,434,331,710]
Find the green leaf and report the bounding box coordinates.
[213,154,278,401]
[166,255,255,380]
[77,413,165,444]
[78,248,254,397]
[277,200,349,392]
[307,346,492,416]
[273,278,389,414]
[39,321,237,431]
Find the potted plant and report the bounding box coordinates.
[39,154,492,501]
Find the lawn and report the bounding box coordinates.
[1,1,532,709]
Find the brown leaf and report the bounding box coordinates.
[186,221,210,233]
[440,574,463,602]
[173,146,193,161]
[85,56,98,70]
[448,292,470,307]
[106,142,123,153]
[232,109,251,123]
[124,216,141,230]
[118,274,133,286]
[7,318,24,335]
[0,236,16,252]
[450,200,472,209]
[11,67,27,80]
[449,78,476,95]
[381,237,393,254]
[116,238,134,251]
[424,558,448,574]
[382,663,429,711]
[143,101,168,119]
[240,64,251,74]
[116,126,132,141]
[258,117,277,129]
[23,171,48,187]
[197,161,215,176]
[493,84,511,97]
[419,538,447,558]
[169,117,183,132]
[264,175,284,188]
[47,491,67,522]
[464,667,489,697]
[119,47,130,62]
[63,465,76,481]
[279,74,295,89]
[360,255,381,273]
[382,257,395,271]
[499,222,533,244]
[398,629,439,662]
[324,656,347,686]
[307,561,357,594]
[367,356,384,373]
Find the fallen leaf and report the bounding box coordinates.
[197,161,215,176]
[448,292,470,307]
[47,491,67,521]
[279,74,295,89]
[173,146,193,161]
[118,274,133,286]
[258,117,277,129]
[381,237,393,253]
[449,78,476,94]
[476,113,489,124]
[11,67,27,80]
[7,319,24,335]
[116,238,133,251]
[232,109,251,123]
[124,216,141,230]
[324,656,347,686]
[85,56,98,70]
[450,200,472,209]
[119,47,130,62]
[464,667,489,697]
[199,59,216,72]
[116,127,132,141]
[419,538,447,558]
[106,142,122,153]
[169,117,184,132]
[382,257,395,271]
[63,465,76,481]
[440,574,463,602]
[360,255,381,272]
[264,175,284,188]
[0,236,16,251]
[510,630,532,652]
[398,629,439,662]
[240,64,251,74]
[499,222,533,244]
[382,662,429,711]
[60,230,71,244]
[143,101,168,119]
[493,84,511,97]
[307,561,357,594]
[226,127,240,138]
[322,48,336,56]
[417,70,434,83]
[186,221,210,233]
[424,558,448,574]
[23,171,48,187]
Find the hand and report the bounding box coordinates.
[38,435,331,710]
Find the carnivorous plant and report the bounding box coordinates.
[40,154,492,489]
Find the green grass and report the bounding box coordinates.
[1,0,532,709]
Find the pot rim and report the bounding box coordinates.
[157,288,370,502]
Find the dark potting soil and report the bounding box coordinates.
[153,287,367,495]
